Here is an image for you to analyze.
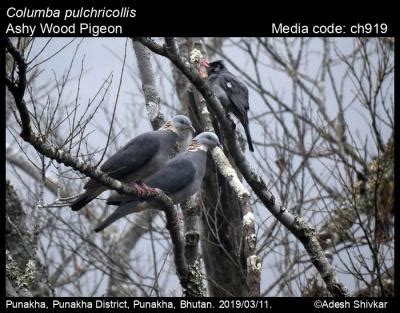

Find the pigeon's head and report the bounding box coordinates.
[194,132,221,150]
[206,60,226,75]
[170,115,195,132]
[168,115,195,150]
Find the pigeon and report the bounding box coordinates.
[206,60,254,152]
[94,132,221,232]
[70,115,195,211]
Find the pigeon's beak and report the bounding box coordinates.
[189,125,196,133]
[217,143,223,149]
[200,59,209,68]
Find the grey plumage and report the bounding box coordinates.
[70,115,194,211]
[94,132,221,232]
[207,60,254,152]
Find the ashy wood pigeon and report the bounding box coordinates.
[94,132,221,232]
[70,115,195,211]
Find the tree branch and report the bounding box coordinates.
[136,36,349,297]
[188,40,260,296]
[6,143,58,195]
[6,37,191,295]
[132,40,165,129]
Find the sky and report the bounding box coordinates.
[6,37,394,296]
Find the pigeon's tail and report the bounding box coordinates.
[105,192,128,206]
[94,201,138,232]
[70,188,102,211]
[243,122,254,152]
[105,198,121,206]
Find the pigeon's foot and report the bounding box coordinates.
[133,182,158,197]
[172,211,183,226]
[131,182,147,197]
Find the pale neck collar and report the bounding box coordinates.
[187,139,207,152]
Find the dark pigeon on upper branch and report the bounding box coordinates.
[206,60,254,152]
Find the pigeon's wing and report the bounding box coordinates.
[84,132,160,189]
[219,73,249,116]
[146,156,196,194]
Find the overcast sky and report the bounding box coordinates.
[6,37,393,296]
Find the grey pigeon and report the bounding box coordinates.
[70,115,195,211]
[94,132,221,232]
[206,60,254,152]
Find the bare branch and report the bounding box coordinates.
[137,36,349,297]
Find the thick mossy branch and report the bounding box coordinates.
[136,37,349,297]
